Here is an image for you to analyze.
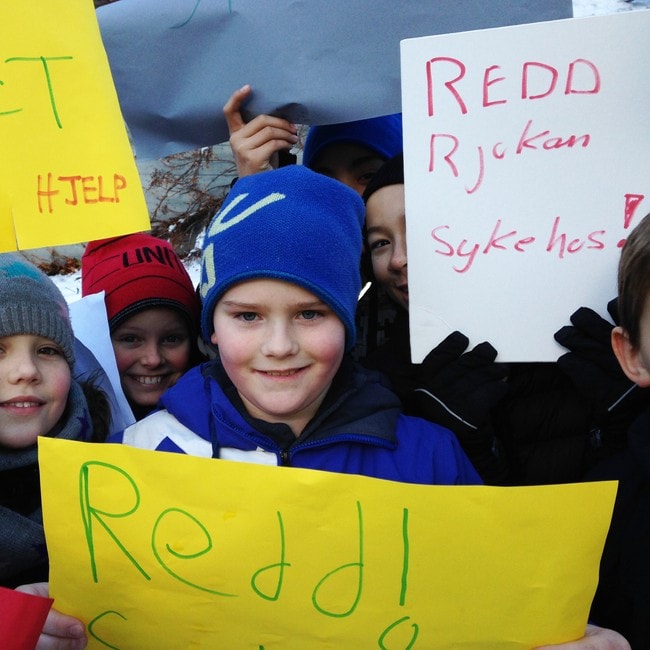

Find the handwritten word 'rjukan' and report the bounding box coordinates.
[429,120,590,194]
[79,461,418,648]
[424,57,600,193]
[37,173,127,213]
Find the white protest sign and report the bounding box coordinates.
[69,292,135,432]
[401,11,650,362]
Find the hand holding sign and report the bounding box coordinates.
[0,585,53,650]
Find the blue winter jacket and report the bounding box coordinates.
[111,358,482,487]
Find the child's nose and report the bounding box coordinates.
[261,322,298,357]
[8,353,40,383]
[389,242,408,271]
[140,341,163,367]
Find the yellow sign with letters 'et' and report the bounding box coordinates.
[40,438,617,649]
[0,0,150,252]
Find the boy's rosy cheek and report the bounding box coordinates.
[54,369,72,404]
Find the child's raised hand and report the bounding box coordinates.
[223,85,298,178]
[15,583,87,650]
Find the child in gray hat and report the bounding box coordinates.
[0,253,106,588]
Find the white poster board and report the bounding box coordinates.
[401,11,650,362]
[69,292,135,432]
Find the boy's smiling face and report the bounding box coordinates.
[111,307,192,413]
[211,278,346,436]
[0,334,71,448]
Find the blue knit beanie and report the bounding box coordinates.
[0,253,75,367]
[302,113,403,169]
[200,165,364,351]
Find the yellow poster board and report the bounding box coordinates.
[0,0,150,251]
[40,438,616,649]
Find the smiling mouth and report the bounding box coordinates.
[1,400,42,408]
[132,375,164,385]
[261,369,301,377]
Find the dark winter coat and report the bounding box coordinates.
[586,406,650,649]
[0,380,94,588]
[364,311,604,486]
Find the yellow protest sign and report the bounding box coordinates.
[0,193,15,251]
[40,438,616,649]
[0,1,150,252]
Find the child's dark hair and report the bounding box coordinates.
[360,153,405,284]
[617,211,650,348]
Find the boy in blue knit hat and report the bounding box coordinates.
[110,164,479,485]
[301,113,402,195]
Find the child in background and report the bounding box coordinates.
[585,211,650,647]
[300,111,402,196]
[361,154,638,486]
[0,254,105,588]
[223,84,402,196]
[362,153,509,483]
[81,233,202,421]
[112,165,479,484]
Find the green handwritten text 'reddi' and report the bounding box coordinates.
[77,462,420,645]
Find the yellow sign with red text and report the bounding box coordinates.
[0,1,149,251]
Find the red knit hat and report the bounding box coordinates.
[81,233,200,332]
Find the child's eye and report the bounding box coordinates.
[112,334,141,348]
[357,171,377,186]
[38,345,62,357]
[300,310,321,320]
[236,312,259,322]
[162,333,187,345]
[118,335,139,344]
[368,238,390,252]
[357,161,384,187]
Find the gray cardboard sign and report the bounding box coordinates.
[97,0,572,160]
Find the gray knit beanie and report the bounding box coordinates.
[0,253,75,367]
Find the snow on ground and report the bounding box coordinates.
[52,258,202,305]
[573,0,650,16]
[52,268,83,303]
[51,0,649,302]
